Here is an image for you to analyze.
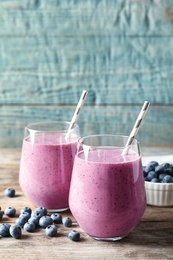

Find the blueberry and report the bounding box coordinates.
[24,222,36,232]
[16,217,28,227]
[19,211,31,221]
[9,225,22,239]
[39,216,53,228]
[20,207,32,215]
[165,168,173,177]
[4,207,16,217]
[35,207,47,216]
[151,178,159,183]
[45,225,57,237]
[161,162,171,170]
[143,166,148,178]
[145,161,159,173]
[62,217,72,227]
[28,217,39,226]
[0,223,11,237]
[0,210,4,220]
[4,188,15,198]
[50,213,62,224]
[146,171,157,181]
[159,173,167,182]
[162,175,173,183]
[68,230,80,241]
[155,165,166,175]
[31,207,47,220]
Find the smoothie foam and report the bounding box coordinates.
[20,133,78,210]
[69,148,146,238]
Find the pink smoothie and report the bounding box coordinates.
[69,148,146,238]
[19,133,78,211]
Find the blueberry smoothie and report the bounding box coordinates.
[19,133,78,211]
[69,148,146,239]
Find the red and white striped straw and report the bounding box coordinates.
[66,90,88,139]
[122,101,150,155]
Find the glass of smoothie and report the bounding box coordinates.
[19,121,80,212]
[69,134,146,241]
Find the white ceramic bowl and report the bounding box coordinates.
[145,181,173,207]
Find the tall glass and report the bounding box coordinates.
[19,121,80,212]
[69,134,146,241]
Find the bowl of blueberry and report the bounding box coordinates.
[143,161,173,207]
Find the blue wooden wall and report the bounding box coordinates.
[0,0,173,148]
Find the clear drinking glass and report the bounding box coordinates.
[69,134,146,241]
[19,121,80,212]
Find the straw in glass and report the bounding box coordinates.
[66,90,88,140]
[122,101,150,155]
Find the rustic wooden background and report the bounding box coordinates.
[0,0,173,148]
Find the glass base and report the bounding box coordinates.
[47,207,69,213]
[91,233,129,241]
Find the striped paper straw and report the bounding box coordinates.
[122,101,150,155]
[66,90,88,140]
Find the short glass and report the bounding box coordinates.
[69,134,146,241]
[19,121,80,212]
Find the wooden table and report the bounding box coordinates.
[0,148,173,260]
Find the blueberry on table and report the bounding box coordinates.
[20,206,32,215]
[24,222,36,232]
[9,225,22,239]
[45,225,57,237]
[0,223,11,237]
[19,211,31,221]
[31,208,46,220]
[4,188,15,198]
[28,217,39,226]
[0,210,4,220]
[62,217,72,227]
[39,216,53,228]
[16,217,28,227]
[68,230,80,241]
[4,207,16,217]
[35,207,47,216]
[50,213,62,224]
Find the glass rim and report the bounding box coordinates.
[78,134,139,149]
[25,120,79,133]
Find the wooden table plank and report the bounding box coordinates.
[0,148,173,260]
